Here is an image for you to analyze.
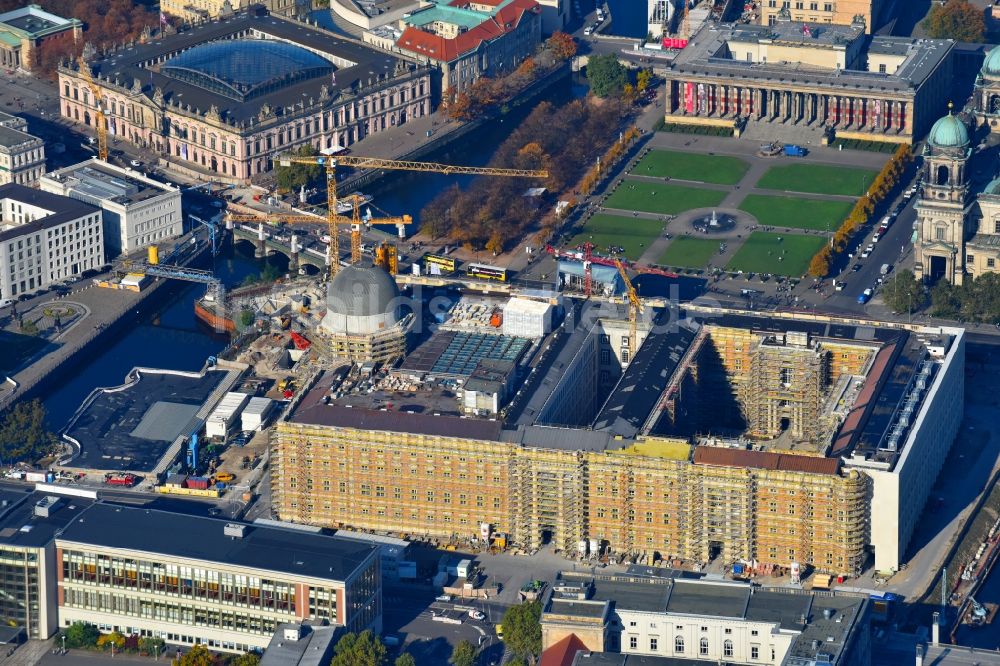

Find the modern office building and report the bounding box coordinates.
[364,0,542,98]
[0,184,102,301]
[0,111,45,187]
[0,488,95,641]
[663,18,953,143]
[0,5,82,72]
[273,299,965,576]
[55,504,381,653]
[758,0,885,34]
[40,159,182,259]
[540,570,871,666]
[57,9,432,183]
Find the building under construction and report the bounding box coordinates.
[273,297,965,576]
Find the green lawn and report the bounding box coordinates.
[755,163,879,196]
[568,214,664,261]
[658,237,723,269]
[739,194,853,232]
[632,150,750,185]
[726,232,827,277]
[605,180,727,215]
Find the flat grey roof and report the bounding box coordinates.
[0,124,39,149]
[63,368,228,472]
[59,503,377,582]
[0,490,94,550]
[0,184,99,243]
[47,162,172,206]
[665,579,750,618]
[671,21,953,93]
[260,624,341,666]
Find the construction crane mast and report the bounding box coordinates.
[614,258,643,361]
[77,57,108,161]
[227,204,411,276]
[278,154,547,276]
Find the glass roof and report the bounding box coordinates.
[161,39,334,101]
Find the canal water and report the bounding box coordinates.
[605,0,648,39]
[954,566,1000,649]
[42,74,580,429]
[42,243,288,430]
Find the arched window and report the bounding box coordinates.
[699,638,709,656]
[724,639,734,657]
[937,164,950,186]
[674,636,684,653]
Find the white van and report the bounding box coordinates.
[880,263,892,276]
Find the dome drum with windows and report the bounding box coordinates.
[927,104,969,150]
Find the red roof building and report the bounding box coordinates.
[394,0,541,95]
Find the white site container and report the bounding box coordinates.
[240,397,274,432]
[205,392,249,439]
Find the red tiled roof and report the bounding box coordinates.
[693,446,840,475]
[540,634,589,666]
[396,0,539,62]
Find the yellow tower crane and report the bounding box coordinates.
[226,203,411,276]
[76,57,108,161]
[278,154,547,276]
[614,258,643,361]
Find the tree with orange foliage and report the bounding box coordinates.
[516,57,537,77]
[808,246,831,278]
[546,31,577,61]
[448,93,473,121]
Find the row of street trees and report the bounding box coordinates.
[448,32,577,122]
[422,99,623,252]
[808,144,912,277]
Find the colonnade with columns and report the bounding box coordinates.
[666,81,913,134]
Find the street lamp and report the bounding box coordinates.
[62,634,66,654]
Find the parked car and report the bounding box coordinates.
[852,263,862,272]
[468,610,485,620]
[834,281,846,292]
[861,245,874,258]
[0,298,12,309]
[130,159,142,167]
[435,594,452,602]
[857,288,873,304]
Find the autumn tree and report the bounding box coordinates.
[448,92,474,121]
[172,644,215,666]
[807,247,831,278]
[636,68,653,93]
[394,654,416,666]
[546,31,577,61]
[1,0,158,79]
[922,0,985,42]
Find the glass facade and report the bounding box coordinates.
[162,40,334,102]
[60,548,347,641]
[0,546,43,638]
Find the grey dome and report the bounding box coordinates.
[326,264,400,317]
